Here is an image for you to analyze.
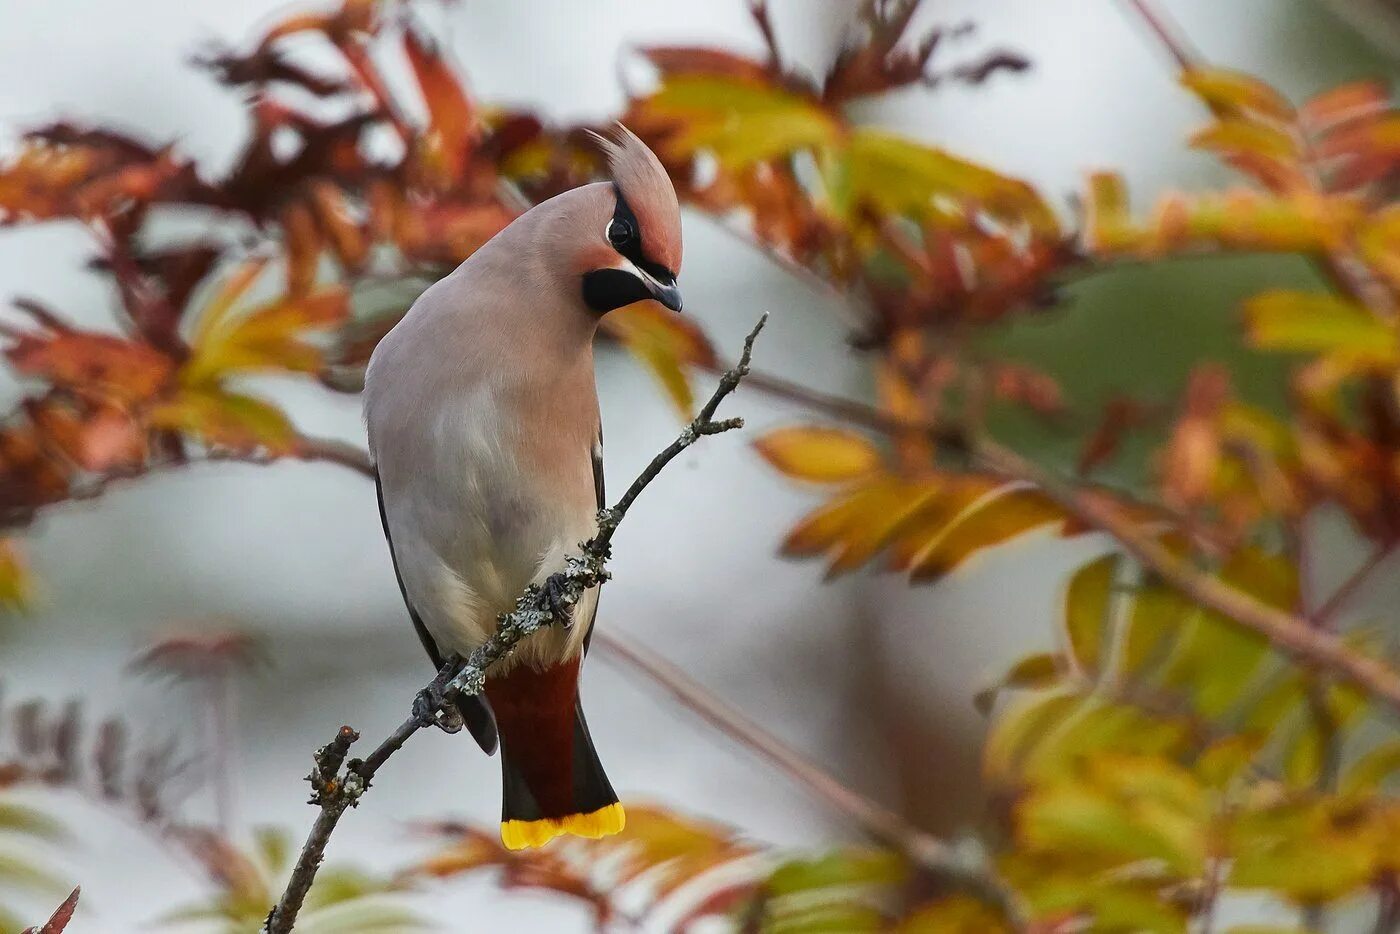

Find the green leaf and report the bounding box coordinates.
[0,847,69,898]
[765,851,905,896]
[0,804,67,844]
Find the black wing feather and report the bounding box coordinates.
[583,429,604,655]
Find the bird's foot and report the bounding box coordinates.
[543,573,575,628]
[413,680,464,734]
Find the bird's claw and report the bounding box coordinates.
[413,682,464,734]
[543,573,574,628]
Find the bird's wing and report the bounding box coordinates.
[583,428,604,655]
[376,470,499,754]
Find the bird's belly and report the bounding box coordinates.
[408,439,596,669]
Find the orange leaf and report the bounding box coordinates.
[1181,67,1294,121]
[308,181,369,271]
[754,426,882,484]
[404,29,477,183]
[1300,80,1391,136]
[282,200,322,297]
[28,401,145,472]
[7,331,173,403]
[905,486,1063,582]
[783,478,899,557]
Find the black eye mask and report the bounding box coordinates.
[607,185,677,286]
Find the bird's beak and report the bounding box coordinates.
[648,278,683,313]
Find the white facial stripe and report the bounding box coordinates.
[608,256,658,289]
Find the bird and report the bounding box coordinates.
[364,125,682,850]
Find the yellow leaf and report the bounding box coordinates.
[975,652,1064,715]
[897,895,1011,933]
[1227,795,1386,901]
[184,287,350,385]
[906,486,1063,582]
[1084,171,1136,253]
[753,426,882,483]
[0,539,31,612]
[841,130,1059,235]
[149,389,297,455]
[1196,734,1266,788]
[1190,120,1299,162]
[1181,67,1294,121]
[601,302,716,418]
[1243,290,1398,362]
[1340,741,1400,795]
[983,691,1084,786]
[1358,205,1400,291]
[639,74,839,168]
[189,257,270,350]
[1062,554,1118,675]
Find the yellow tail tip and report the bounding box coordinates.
[500,803,626,850]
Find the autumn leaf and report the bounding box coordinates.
[1243,290,1398,362]
[635,73,839,168]
[1181,67,1294,121]
[404,28,478,186]
[900,485,1064,582]
[148,389,297,455]
[753,426,882,483]
[5,330,173,404]
[600,302,716,417]
[184,282,350,385]
[838,129,1059,235]
[26,401,145,473]
[0,538,31,611]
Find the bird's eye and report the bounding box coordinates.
[607,218,636,249]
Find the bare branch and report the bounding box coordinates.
[1119,0,1198,71]
[262,315,768,934]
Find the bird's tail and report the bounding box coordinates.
[484,657,623,850]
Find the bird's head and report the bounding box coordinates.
[574,125,683,315]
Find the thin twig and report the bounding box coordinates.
[1120,0,1197,70]
[591,631,1017,913]
[262,316,768,934]
[1313,543,1398,630]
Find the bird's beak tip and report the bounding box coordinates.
[652,282,683,313]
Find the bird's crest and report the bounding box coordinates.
[592,124,683,275]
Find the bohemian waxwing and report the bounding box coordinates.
[364,125,682,850]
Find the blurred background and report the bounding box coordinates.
[2,1,1399,931]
